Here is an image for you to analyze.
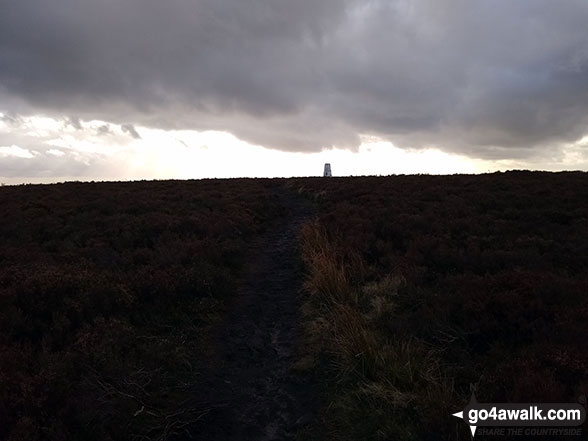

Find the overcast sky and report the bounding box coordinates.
[2,0,588,183]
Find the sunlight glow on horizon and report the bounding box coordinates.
[1,114,587,185]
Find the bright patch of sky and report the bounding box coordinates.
[1,114,587,185]
[0,145,36,159]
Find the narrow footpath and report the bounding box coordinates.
[190,187,316,441]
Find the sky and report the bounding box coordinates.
[2,0,588,183]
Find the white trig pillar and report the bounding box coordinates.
[323,163,332,177]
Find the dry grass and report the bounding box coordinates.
[300,221,356,307]
[297,220,460,440]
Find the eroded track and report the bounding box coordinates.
[189,187,315,440]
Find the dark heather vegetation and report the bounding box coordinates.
[0,179,289,441]
[2,172,588,441]
[290,172,588,440]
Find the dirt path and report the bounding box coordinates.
[189,187,316,440]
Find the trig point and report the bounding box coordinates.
[323,163,332,177]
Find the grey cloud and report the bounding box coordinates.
[1,112,23,127]
[1,0,588,158]
[0,151,89,179]
[66,117,83,130]
[0,127,114,182]
[96,124,111,136]
[0,140,108,181]
[121,124,141,139]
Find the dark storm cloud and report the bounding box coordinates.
[1,0,588,158]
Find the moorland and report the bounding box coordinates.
[1,171,587,440]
